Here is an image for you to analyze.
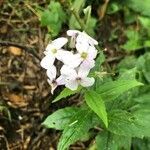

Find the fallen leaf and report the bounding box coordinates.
[8,46,22,56]
[7,94,28,108]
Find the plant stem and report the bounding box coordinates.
[70,8,86,31]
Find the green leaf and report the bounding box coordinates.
[69,0,85,29]
[121,29,142,51]
[40,1,66,37]
[126,0,150,17]
[53,87,81,103]
[108,108,150,137]
[134,92,150,104]
[107,2,122,14]
[96,131,131,150]
[96,80,143,102]
[42,107,79,130]
[57,108,94,150]
[85,90,108,127]
[118,68,137,80]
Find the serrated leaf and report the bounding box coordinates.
[96,131,131,150]
[58,108,93,150]
[85,90,108,127]
[53,87,81,103]
[42,107,79,130]
[96,80,143,102]
[108,108,150,137]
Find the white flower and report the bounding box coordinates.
[76,42,97,69]
[76,31,98,46]
[47,65,66,94]
[40,37,68,69]
[61,65,95,90]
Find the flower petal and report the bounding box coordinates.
[76,41,89,53]
[67,30,81,36]
[87,46,97,60]
[46,65,56,81]
[78,63,91,78]
[56,49,72,61]
[40,55,55,69]
[62,53,82,68]
[80,77,95,87]
[61,65,77,79]
[52,37,68,49]
[56,75,66,85]
[81,60,95,70]
[82,31,98,45]
[65,80,78,91]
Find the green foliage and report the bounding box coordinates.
[126,0,150,17]
[108,107,150,137]
[85,90,108,127]
[0,105,11,121]
[69,0,85,29]
[53,87,82,103]
[57,108,94,150]
[69,0,97,35]
[96,131,131,150]
[42,107,79,130]
[40,1,66,37]
[96,80,143,102]
[121,29,143,51]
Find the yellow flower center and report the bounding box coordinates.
[51,48,57,54]
[81,52,88,59]
[76,77,81,83]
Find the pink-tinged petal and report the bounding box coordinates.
[67,30,81,36]
[87,46,98,60]
[65,80,78,91]
[60,65,77,79]
[40,55,55,69]
[46,65,56,81]
[56,75,66,85]
[80,77,95,87]
[81,60,95,70]
[78,63,91,78]
[52,37,68,49]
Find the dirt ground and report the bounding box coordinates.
[0,1,69,149]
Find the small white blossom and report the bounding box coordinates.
[40,37,68,69]
[76,42,97,69]
[61,65,95,90]
[40,30,98,94]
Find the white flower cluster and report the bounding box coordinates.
[40,30,98,94]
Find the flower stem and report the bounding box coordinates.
[70,8,86,31]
